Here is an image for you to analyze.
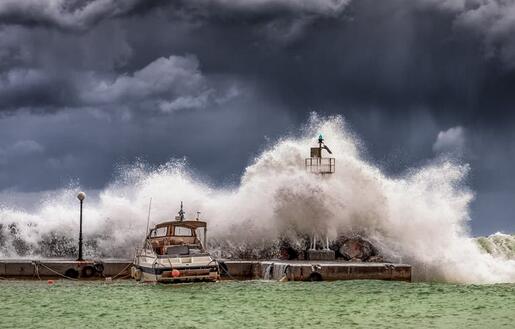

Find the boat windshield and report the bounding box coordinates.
[174,226,192,236]
[150,227,167,238]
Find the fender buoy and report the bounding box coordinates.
[94,263,104,274]
[171,269,181,278]
[64,268,79,279]
[81,266,95,278]
[308,272,323,282]
[133,269,142,281]
[47,280,54,285]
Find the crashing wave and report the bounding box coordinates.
[476,233,515,260]
[0,113,514,283]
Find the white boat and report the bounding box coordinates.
[131,203,220,283]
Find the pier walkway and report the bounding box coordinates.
[0,259,411,282]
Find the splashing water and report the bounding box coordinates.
[0,114,514,283]
[476,233,515,260]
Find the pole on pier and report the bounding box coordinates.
[77,192,86,261]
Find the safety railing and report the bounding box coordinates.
[305,157,335,174]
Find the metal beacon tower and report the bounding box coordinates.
[305,134,336,260]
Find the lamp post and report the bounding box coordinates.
[77,192,86,261]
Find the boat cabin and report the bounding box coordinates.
[147,220,207,256]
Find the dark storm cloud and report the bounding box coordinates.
[0,0,514,233]
[0,0,350,31]
[437,0,515,67]
[0,98,293,191]
[80,55,227,112]
[101,0,515,123]
[1,0,514,118]
[0,0,147,31]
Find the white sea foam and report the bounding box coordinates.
[476,233,515,260]
[0,113,514,283]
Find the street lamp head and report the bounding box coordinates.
[77,192,86,201]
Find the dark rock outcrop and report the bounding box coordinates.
[210,234,383,262]
[331,235,380,262]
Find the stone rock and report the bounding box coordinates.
[333,235,379,261]
[367,255,384,263]
[349,257,363,262]
[277,235,311,260]
[209,234,382,262]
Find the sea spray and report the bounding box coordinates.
[0,113,514,283]
[476,233,515,260]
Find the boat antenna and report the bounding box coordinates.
[178,201,185,221]
[145,197,152,238]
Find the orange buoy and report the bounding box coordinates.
[47,280,55,285]
[171,269,181,278]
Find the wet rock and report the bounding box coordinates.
[277,236,310,260]
[38,232,77,258]
[12,238,30,256]
[332,235,379,261]
[8,223,19,235]
[209,239,281,260]
[278,241,298,260]
[0,224,5,248]
[367,255,384,263]
[5,223,33,256]
[209,234,381,262]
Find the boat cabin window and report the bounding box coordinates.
[174,226,192,236]
[150,227,167,238]
[166,245,190,256]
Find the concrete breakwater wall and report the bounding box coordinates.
[0,259,411,282]
[223,261,412,282]
[0,259,132,279]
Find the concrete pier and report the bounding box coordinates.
[1,259,411,282]
[0,259,132,279]
[222,260,411,282]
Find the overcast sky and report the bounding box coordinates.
[0,0,514,235]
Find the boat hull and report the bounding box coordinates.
[132,252,220,283]
[135,264,219,283]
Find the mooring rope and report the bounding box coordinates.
[30,261,132,281]
[111,263,133,280]
[215,260,236,280]
[36,262,79,281]
[31,261,41,280]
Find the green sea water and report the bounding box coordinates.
[0,280,514,329]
